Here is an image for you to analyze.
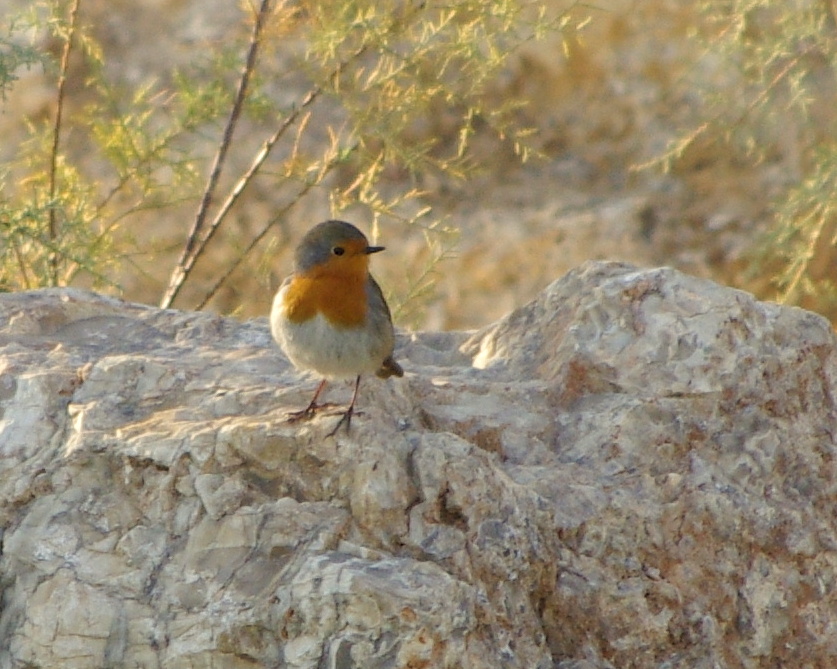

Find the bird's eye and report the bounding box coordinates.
[332,246,345,256]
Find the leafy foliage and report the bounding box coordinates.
[0,19,42,99]
[668,0,837,319]
[0,0,582,320]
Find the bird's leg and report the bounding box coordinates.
[326,375,362,437]
[287,378,331,422]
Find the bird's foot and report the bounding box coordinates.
[285,402,338,424]
[325,406,364,438]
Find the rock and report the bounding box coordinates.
[1,261,836,668]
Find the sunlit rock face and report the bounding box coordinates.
[1,262,836,668]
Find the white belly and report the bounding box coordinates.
[270,288,390,380]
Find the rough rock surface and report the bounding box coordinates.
[1,261,836,668]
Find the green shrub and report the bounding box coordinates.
[669,0,837,320]
[0,0,583,321]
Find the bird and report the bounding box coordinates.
[270,220,403,436]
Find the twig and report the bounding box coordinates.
[166,84,323,309]
[633,33,813,173]
[48,0,82,285]
[162,32,369,310]
[780,208,827,305]
[194,135,360,310]
[160,0,273,309]
[193,173,318,311]
[12,240,32,290]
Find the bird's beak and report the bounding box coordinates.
[366,246,385,254]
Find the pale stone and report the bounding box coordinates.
[1,264,836,667]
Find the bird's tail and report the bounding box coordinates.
[376,355,404,378]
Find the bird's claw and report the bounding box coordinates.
[285,402,337,423]
[325,407,355,438]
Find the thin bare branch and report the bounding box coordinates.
[193,184,310,311]
[48,0,82,285]
[163,36,369,310]
[12,240,32,290]
[160,0,273,308]
[193,143,356,311]
[165,86,323,309]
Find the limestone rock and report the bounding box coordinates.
[1,262,836,667]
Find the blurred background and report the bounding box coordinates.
[1,0,835,330]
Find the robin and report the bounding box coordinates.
[271,220,404,435]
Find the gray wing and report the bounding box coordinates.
[366,275,394,329]
[366,275,403,378]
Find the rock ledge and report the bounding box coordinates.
[1,262,836,668]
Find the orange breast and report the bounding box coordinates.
[283,270,368,327]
